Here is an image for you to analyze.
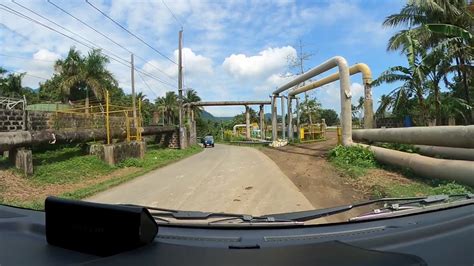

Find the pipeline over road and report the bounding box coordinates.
[184,101,271,107]
[0,126,175,151]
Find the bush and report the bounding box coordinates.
[433,182,471,195]
[328,145,377,177]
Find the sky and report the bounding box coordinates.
[0,0,406,117]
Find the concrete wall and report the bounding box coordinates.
[0,109,25,131]
[92,141,146,166]
[154,129,180,148]
[0,108,126,132]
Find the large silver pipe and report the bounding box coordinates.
[271,95,277,141]
[287,97,293,141]
[245,105,250,139]
[288,63,374,128]
[186,101,271,107]
[353,126,474,148]
[272,56,352,145]
[359,144,474,187]
[296,97,300,140]
[259,105,265,140]
[232,124,247,136]
[281,96,286,139]
[414,145,474,161]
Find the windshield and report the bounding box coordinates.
[0,0,472,227]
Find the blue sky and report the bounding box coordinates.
[0,0,406,116]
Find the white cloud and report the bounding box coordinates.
[222,46,296,79]
[33,49,60,61]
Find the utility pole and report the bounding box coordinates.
[289,39,314,125]
[178,29,185,148]
[131,53,137,129]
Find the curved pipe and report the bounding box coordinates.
[358,144,474,187]
[353,126,474,148]
[414,145,474,161]
[271,56,352,145]
[233,124,246,136]
[288,63,374,128]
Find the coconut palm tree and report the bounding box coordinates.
[55,48,117,111]
[156,91,178,125]
[383,0,473,122]
[373,33,429,124]
[184,89,203,119]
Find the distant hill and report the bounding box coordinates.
[200,110,233,121]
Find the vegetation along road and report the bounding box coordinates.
[88,144,314,216]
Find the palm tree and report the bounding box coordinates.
[184,89,203,119]
[383,0,473,122]
[55,48,117,111]
[156,91,178,125]
[373,33,429,124]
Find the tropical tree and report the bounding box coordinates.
[297,96,321,124]
[184,89,203,119]
[382,0,473,123]
[54,48,117,110]
[155,91,178,125]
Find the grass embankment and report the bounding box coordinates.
[328,145,472,199]
[0,144,202,210]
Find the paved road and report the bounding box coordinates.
[88,144,314,215]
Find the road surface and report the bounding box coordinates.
[88,144,314,215]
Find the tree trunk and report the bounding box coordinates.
[434,83,441,126]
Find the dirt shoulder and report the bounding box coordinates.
[260,132,365,208]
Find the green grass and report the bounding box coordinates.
[328,145,377,178]
[328,145,473,198]
[1,144,203,210]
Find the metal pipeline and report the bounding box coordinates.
[353,126,474,148]
[232,124,247,136]
[288,63,374,128]
[272,56,352,145]
[414,145,474,161]
[357,144,474,187]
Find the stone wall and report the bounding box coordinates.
[92,141,146,166]
[0,109,25,131]
[154,129,180,148]
[0,108,126,132]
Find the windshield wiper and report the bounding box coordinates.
[120,204,297,224]
[264,194,474,222]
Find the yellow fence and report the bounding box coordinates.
[299,124,326,142]
[54,90,142,144]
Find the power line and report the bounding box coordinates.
[85,0,177,65]
[0,53,56,63]
[12,0,129,66]
[0,4,127,66]
[3,69,49,80]
[136,70,158,100]
[0,4,176,89]
[162,0,183,29]
[48,0,176,82]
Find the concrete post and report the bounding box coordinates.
[245,105,251,139]
[287,97,293,141]
[364,82,374,129]
[9,148,33,175]
[296,97,300,139]
[271,95,277,141]
[259,104,264,140]
[281,96,286,140]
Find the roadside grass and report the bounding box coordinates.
[0,144,202,210]
[328,145,473,198]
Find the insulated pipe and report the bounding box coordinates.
[259,105,265,140]
[185,101,271,107]
[232,124,247,136]
[281,96,286,139]
[287,97,293,141]
[272,56,352,145]
[353,126,474,148]
[271,95,277,141]
[414,145,474,161]
[358,144,474,187]
[245,106,251,139]
[288,63,373,128]
[296,98,300,139]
